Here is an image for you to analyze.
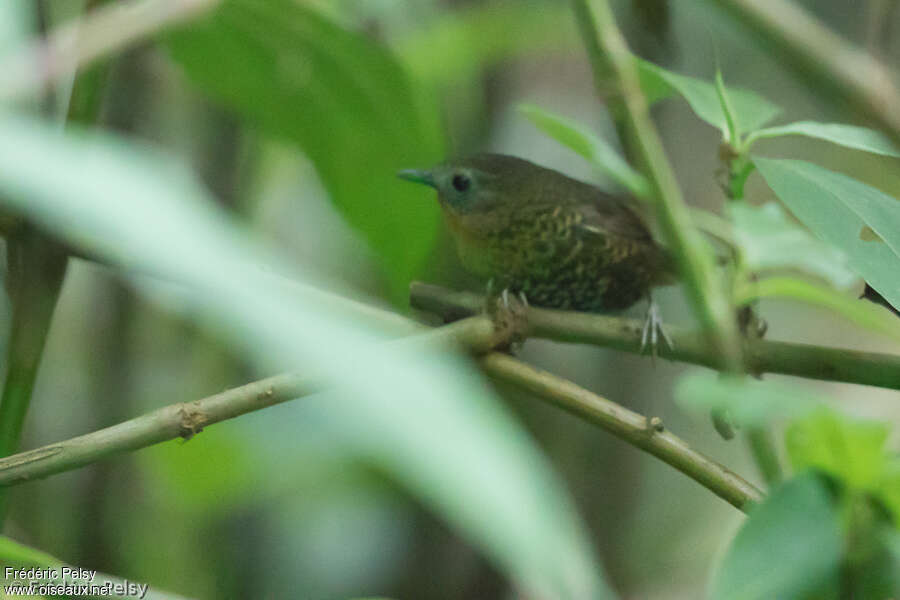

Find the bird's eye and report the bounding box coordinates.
[451,173,471,192]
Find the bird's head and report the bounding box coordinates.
[398,154,542,217]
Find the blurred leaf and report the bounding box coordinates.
[637,59,781,137]
[728,201,857,289]
[0,536,190,599]
[880,463,900,525]
[0,535,61,568]
[0,113,609,600]
[675,372,821,427]
[397,2,571,89]
[711,473,842,600]
[747,122,900,157]
[139,425,261,516]
[518,103,650,197]
[166,0,444,301]
[787,411,890,492]
[755,157,900,313]
[736,276,900,342]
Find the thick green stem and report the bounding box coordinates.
[0,4,112,526]
[572,0,744,374]
[0,233,68,521]
[746,427,783,486]
[411,282,900,390]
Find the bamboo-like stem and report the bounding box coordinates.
[411,282,900,390]
[0,314,761,512]
[709,0,900,145]
[572,0,744,374]
[0,372,317,486]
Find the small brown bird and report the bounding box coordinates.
[399,153,676,348]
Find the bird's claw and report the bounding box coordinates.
[640,301,673,358]
[486,287,528,352]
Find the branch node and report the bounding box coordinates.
[177,403,208,440]
[644,416,665,435]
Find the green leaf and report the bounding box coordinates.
[0,113,609,600]
[787,411,890,491]
[711,473,842,600]
[713,68,739,144]
[675,372,821,427]
[755,157,900,313]
[736,276,900,342]
[747,121,900,157]
[165,0,444,301]
[518,103,650,197]
[637,59,781,137]
[728,201,857,290]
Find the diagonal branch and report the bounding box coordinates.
[0,313,761,512]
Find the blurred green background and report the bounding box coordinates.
[4,0,900,598]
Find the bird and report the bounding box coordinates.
[398,153,677,350]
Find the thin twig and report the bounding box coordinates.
[0,313,761,512]
[709,0,900,145]
[0,0,219,101]
[481,354,762,511]
[411,282,900,390]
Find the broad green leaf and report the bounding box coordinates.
[637,59,781,136]
[728,201,857,290]
[711,473,842,600]
[166,0,444,301]
[518,103,650,197]
[747,121,900,157]
[755,157,900,313]
[736,276,900,342]
[0,536,189,599]
[0,113,609,600]
[787,411,889,491]
[675,372,821,427]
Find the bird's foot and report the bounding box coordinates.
[640,300,673,358]
[487,286,529,352]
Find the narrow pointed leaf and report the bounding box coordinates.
[637,59,781,136]
[519,103,650,197]
[747,122,900,157]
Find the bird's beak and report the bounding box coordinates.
[397,169,435,188]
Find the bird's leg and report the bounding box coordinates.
[483,279,528,352]
[640,294,673,357]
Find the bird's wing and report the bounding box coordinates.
[574,195,654,241]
